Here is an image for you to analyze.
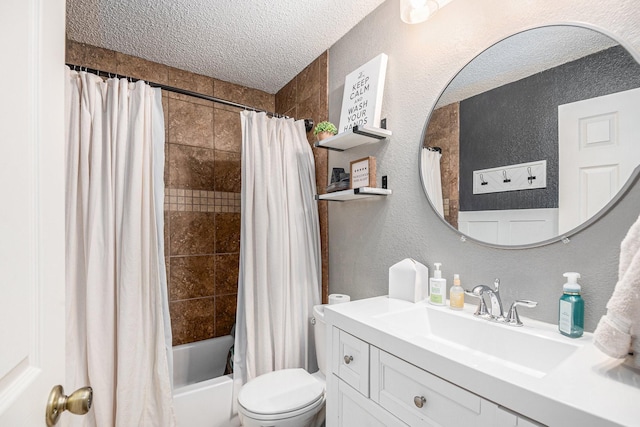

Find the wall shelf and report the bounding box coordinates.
[314,126,392,151]
[316,187,392,201]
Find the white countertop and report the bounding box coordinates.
[324,296,640,427]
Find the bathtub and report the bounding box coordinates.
[173,335,241,427]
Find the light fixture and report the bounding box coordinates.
[400,0,452,24]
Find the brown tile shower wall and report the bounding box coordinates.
[275,52,330,304]
[424,102,460,229]
[66,40,273,345]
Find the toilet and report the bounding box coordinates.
[237,304,327,427]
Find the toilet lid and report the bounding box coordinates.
[238,368,324,415]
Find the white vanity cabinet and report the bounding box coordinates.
[329,326,500,427]
[325,297,637,426]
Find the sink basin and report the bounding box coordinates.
[374,303,583,378]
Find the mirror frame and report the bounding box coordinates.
[419,23,640,249]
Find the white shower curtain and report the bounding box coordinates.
[421,148,445,217]
[233,111,321,395]
[64,68,175,427]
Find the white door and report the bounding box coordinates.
[558,87,640,234]
[0,0,68,425]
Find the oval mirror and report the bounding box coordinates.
[421,25,640,248]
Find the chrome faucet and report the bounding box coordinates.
[469,279,504,320]
[466,279,538,326]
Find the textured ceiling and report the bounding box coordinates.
[437,26,619,106]
[66,0,386,94]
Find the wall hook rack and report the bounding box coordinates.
[473,160,547,195]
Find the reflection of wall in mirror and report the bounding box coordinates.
[459,45,640,213]
[426,45,640,240]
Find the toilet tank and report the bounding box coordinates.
[312,304,327,376]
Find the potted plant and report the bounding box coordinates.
[314,121,338,141]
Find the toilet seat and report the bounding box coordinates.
[239,393,325,422]
[238,368,325,420]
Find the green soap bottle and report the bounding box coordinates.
[429,263,446,306]
[558,272,584,338]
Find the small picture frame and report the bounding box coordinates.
[350,156,376,189]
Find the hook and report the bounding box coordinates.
[480,173,488,186]
[527,167,536,185]
[304,119,314,133]
[503,170,511,183]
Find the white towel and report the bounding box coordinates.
[593,213,640,368]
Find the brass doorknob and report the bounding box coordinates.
[45,385,93,426]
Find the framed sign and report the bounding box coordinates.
[338,53,388,133]
[350,156,376,189]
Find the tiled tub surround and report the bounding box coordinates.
[164,91,245,345]
[67,40,330,346]
[424,102,460,229]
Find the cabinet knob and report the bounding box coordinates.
[344,355,354,364]
[414,395,426,408]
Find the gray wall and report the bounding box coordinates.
[327,0,640,332]
[459,46,640,211]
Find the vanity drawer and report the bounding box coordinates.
[370,348,485,427]
[332,327,370,396]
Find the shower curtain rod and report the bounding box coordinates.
[66,63,315,132]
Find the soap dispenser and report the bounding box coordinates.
[449,274,464,310]
[429,263,446,306]
[558,272,584,338]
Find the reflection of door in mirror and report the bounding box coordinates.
[558,87,640,234]
[422,26,640,247]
